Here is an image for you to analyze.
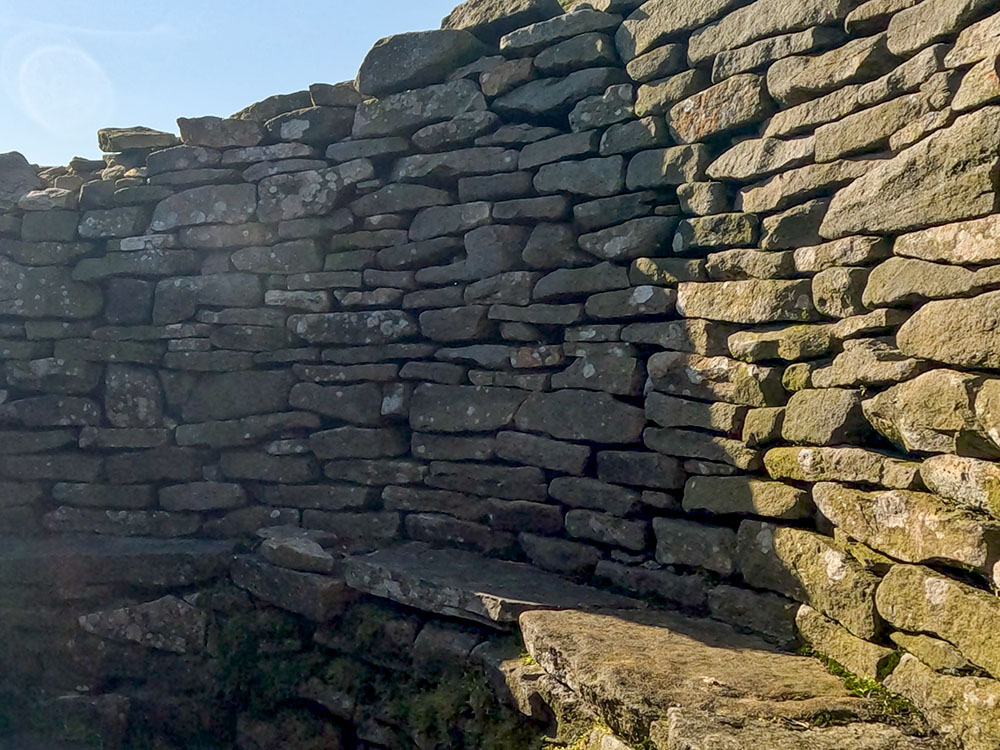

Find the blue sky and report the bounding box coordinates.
[0,1,461,167]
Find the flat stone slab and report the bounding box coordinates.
[652,708,948,750]
[520,608,890,740]
[0,536,233,592]
[343,542,643,627]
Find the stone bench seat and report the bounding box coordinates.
[519,607,949,749]
[0,535,233,594]
[342,541,645,627]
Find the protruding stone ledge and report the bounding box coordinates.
[342,541,644,627]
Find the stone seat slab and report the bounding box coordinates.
[342,541,644,627]
[651,708,950,750]
[519,608,908,741]
[0,535,233,593]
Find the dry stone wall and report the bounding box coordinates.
[4,0,1000,745]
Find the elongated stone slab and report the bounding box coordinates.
[820,106,1000,239]
[764,446,921,489]
[813,482,1000,579]
[677,280,818,324]
[653,707,945,750]
[343,542,641,628]
[521,607,872,741]
[877,564,1000,678]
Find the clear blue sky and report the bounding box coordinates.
[0,1,461,167]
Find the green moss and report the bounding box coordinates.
[799,646,918,723]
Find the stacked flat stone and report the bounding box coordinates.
[3,0,1000,744]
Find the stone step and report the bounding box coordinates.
[652,708,950,750]
[342,541,644,627]
[0,536,233,595]
[518,608,934,744]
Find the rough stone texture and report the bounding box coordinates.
[0,152,42,211]
[653,707,944,750]
[357,30,488,97]
[78,595,206,654]
[886,0,996,56]
[231,555,351,621]
[494,68,629,120]
[896,291,1000,370]
[766,34,895,107]
[708,135,815,182]
[782,388,867,445]
[683,476,811,519]
[616,0,743,60]
[442,0,564,44]
[921,453,1000,518]
[796,604,895,679]
[520,608,872,741]
[877,564,1000,678]
[737,521,881,639]
[344,542,640,627]
[861,369,987,456]
[821,106,1000,239]
[688,0,860,65]
[764,446,921,488]
[677,280,818,324]
[894,214,1000,265]
[410,384,526,433]
[0,259,102,319]
[352,79,486,138]
[667,74,772,144]
[653,517,737,575]
[150,184,257,231]
[515,390,645,443]
[813,482,1000,577]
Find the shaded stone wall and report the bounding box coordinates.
[4,0,1000,745]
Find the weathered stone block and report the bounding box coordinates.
[353,79,486,138]
[625,145,710,190]
[676,280,819,324]
[654,517,736,575]
[683,475,811,519]
[150,184,256,231]
[877,564,1000,678]
[357,29,488,97]
[496,431,590,475]
[595,450,684,490]
[564,509,648,551]
[647,351,785,407]
[668,74,772,143]
[288,311,418,345]
[645,427,762,470]
[814,482,1000,578]
[410,384,527,433]
[764,446,921,488]
[737,520,880,639]
[782,388,868,445]
[820,106,1000,239]
[861,369,987,455]
[515,390,645,443]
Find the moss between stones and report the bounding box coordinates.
[799,646,918,726]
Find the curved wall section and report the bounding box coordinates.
[3,0,1000,745]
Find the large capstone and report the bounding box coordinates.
[357,30,489,97]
